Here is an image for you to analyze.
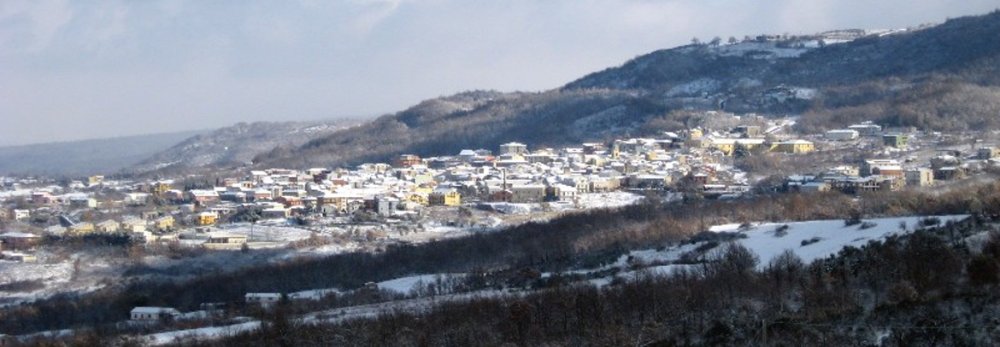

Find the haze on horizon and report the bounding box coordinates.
[1,0,997,147]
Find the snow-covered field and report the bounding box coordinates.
[216,224,313,242]
[703,215,967,267]
[143,289,513,345]
[558,215,969,285]
[0,255,116,306]
[548,215,971,291]
[377,274,464,295]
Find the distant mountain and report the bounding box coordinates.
[0,131,206,177]
[244,11,1000,170]
[128,119,362,176]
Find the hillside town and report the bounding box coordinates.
[1,112,995,265]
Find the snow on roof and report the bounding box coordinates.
[777,140,813,144]
[0,232,39,238]
[245,293,281,298]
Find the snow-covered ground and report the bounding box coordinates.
[556,215,969,286]
[142,289,514,345]
[703,215,967,267]
[377,274,464,295]
[145,321,261,346]
[710,41,811,59]
[215,224,313,243]
[0,254,116,306]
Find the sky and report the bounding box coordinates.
[1,0,997,146]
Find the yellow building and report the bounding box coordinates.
[429,189,461,206]
[95,220,120,233]
[69,222,96,235]
[771,140,815,154]
[709,138,766,156]
[87,175,105,186]
[195,212,218,226]
[408,193,429,206]
[413,185,434,195]
[688,128,703,140]
[152,181,173,195]
[154,215,175,230]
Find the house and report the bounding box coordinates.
[827,175,902,194]
[87,175,104,186]
[152,181,173,195]
[188,190,220,205]
[848,122,882,136]
[121,219,148,233]
[68,222,95,235]
[130,307,181,322]
[708,138,766,156]
[499,142,528,155]
[934,167,965,180]
[1,252,38,262]
[375,196,399,216]
[590,178,621,193]
[428,188,461,207]
[489,189,513,202]
[261,207,290,219]
[860,159,901,177]
[12,209,30,222]
[407,193,429,206]
[204,232,248,249]
[0,231,42,250]
[625,174,671,189]
[393,154,422,168]
[799,182,831,193]
[246,293,282,307]
[825,129,859,141]
[31,192,54,205]
[548,184,577,201]
[95,220,120,233]
[195,212,218,226]
[905,168,935,187]
[68,196,97,209]
[511,185,546,203]
[978,147,1000,160]
[771,140,815,154]
[153,216,175,231]
[124,193,150,206]
[732,125,762,138]
[882,134,908,148]
[130,230,153,244]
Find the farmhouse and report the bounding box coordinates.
[130,307,181,321]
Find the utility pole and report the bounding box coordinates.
[761,319,768,345]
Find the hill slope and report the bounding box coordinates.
[249,10,1000,169]
[0,130,205,177]
[129,119,362,176]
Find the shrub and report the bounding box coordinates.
[801,237,822,246]
[919,217,941,227]
[774,224,790,237]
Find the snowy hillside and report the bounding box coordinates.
[615,215,969,273]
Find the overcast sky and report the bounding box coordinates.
[1,0,997,146]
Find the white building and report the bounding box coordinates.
[246,293,282,307]
[130,307,181,321]
[825,129,859,141]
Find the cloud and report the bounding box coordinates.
[0,0,74,52]
[349,0,404,36]
[1,0,998,146]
